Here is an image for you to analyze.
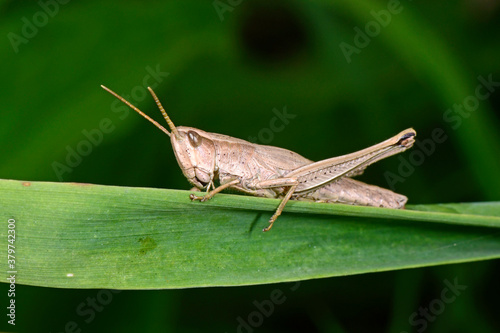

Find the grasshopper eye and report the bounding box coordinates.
[188,131,202,148]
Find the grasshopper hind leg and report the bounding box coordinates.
[263,184,298,232]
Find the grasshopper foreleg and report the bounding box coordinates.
[189,179,240,202]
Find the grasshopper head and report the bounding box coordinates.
[100,85,216,189]
[169,127,216,189]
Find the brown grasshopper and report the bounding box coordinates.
[102,85,416,232]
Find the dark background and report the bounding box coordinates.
[1,0,499,332]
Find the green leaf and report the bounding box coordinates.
[1,179,499,289]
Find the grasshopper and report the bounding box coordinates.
[101,85,416,232]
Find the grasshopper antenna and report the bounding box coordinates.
[100,85,171,137]
[147,87,181,140]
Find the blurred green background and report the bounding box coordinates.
[1,0,499,332]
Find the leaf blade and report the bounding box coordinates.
[1,179,499,289]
